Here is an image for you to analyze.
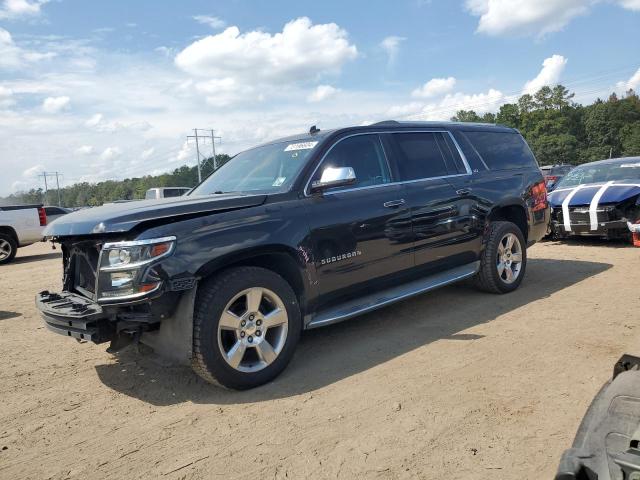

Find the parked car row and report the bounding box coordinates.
[541,164,574,190]
[0,205,71,264]
[548,158,640,241]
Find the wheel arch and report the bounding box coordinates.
[487,203,529,242]
[195,245,310,313]
[0,226,19,244]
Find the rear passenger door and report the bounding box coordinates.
[387,131,481,271]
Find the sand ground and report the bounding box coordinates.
[0,240,638,479]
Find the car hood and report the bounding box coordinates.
[548,182,640,207]
[44,193,267,236]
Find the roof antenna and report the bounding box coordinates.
[309,125,320,135]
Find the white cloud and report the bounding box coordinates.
[412,77,457,99]
[522,54,567,94]
[0,27,56,69]
[85,113,103,127]
[466,0,640,37]
[0,85,14,107]
[141,147,155,160]
[617,0,640,10]
[176,141,193,162]
[84,112,152,132]
[194,77,255,107]
[11,180,28,192]
[0,0,48,20]
[175,17,357,85]
[42,95,70,113]
[100,147,122,161]
[193,15,226,29]
[308,84,339,102]
[380,35,406,65]
[391,88,506,121]
[616,67,640,92]
[22,164,45,178]
[75,145,94,155]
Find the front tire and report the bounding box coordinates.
[0,234,17,265]
[474,221,527,294]
[192,266,301,390]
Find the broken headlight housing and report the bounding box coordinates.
[96,236,176,302]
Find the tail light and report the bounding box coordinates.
[531,181,548,212]
[38,206,47,226]
[631,220,640,247]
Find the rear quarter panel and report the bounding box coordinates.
[0,209,43,246]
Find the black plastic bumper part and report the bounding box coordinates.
[36,291,115,343]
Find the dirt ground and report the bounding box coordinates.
[0,240,638,479]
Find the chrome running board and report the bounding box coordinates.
[306,261,480,329]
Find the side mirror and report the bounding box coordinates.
[311,166,356,192]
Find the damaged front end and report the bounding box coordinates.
[36,235,196,358]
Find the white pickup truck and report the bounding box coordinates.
[0,205,47,264]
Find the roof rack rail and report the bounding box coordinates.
[371,120,400,126]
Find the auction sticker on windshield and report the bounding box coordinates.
[284,141,318,151]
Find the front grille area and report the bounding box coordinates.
[63,242,101,297]
[553,207,618,225]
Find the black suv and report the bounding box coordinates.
[37,121,550,389]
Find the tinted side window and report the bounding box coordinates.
[311,134,391,191]
[439,132,467,174]
[463,131,537,170]
[44,207,64,215]
[393,132,448,181]
[163,189,183,198]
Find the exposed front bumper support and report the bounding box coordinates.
[36,291,115,343]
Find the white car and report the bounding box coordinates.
[144,187,191,200]
[0,205,48,264]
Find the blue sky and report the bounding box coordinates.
[0,0,639,195]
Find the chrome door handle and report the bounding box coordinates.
[456,188,472,196]
[383,199,405,208]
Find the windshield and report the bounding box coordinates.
[555,160,640,189]
[191,140,319,195]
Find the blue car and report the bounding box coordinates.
[548,157,640,240]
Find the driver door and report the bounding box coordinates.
[303,133,413,307]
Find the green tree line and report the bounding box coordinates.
[3,85,640,207]
[452,85,640,165]
[1,154,231,207]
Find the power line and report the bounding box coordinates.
[38,171,63,206]
[187,128,222,183]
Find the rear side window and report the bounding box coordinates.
[163,189,184,198]
[44,207,65,215]
[393,132,449,181]
[463,131,537,170]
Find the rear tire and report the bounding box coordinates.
[0,234,17,265]
[192,266,301,390]
[474,221,527,294]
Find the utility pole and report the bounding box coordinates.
[187,128,222,183]
[210,129,221,170]
[41,172,48,204]
[38,171,63,206]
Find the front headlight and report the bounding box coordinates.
[97,236,176,302]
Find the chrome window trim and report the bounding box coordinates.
[303,130,473,197]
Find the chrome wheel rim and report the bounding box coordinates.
[217,287,289,373]
[0,239,11,261]
[497,233,523,284]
